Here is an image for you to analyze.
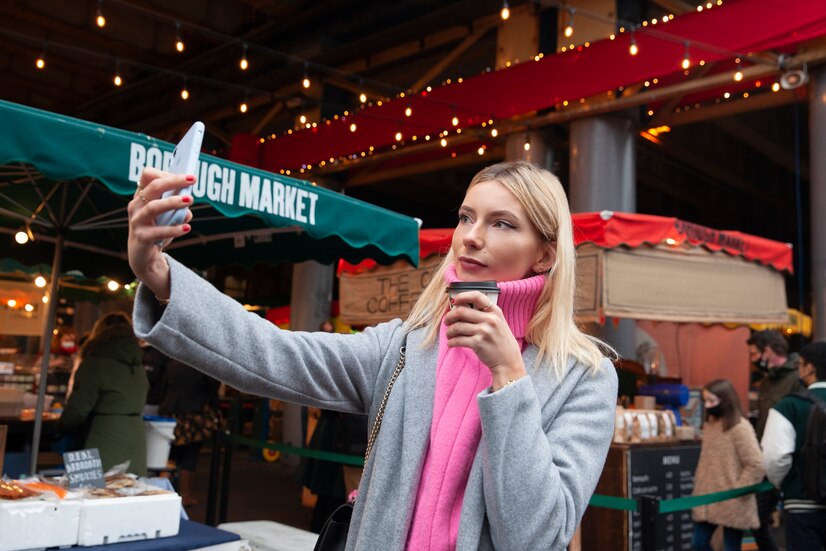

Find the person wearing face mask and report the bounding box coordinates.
[746,329,804,550]
[762,341,826,549]
[691,379,764,551]
[126,161,618,550]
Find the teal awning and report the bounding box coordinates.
[0,100,419,280]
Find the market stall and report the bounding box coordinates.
[0,99,420,476]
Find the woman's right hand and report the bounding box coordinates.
[127,167,195,299]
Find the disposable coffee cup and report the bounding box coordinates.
[446,280,500,309]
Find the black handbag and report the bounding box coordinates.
[313,346,406,551]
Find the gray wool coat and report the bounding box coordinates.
[133,256,618,550]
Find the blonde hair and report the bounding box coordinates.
[404,161,611,377]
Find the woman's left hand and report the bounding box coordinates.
[444,291,527,390]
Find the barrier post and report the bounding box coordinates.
[206,429,222,526]
[639,495,660,551]
[218,432,234,524]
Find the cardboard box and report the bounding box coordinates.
[0,498,81,551]
[77,492,181,546]
[0,388,23,417]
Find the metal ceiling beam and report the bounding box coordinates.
[409,24,493,93]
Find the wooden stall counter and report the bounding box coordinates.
[582,440,701,551]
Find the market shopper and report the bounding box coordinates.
[127,161,618,550]
[55,312,149,476]
[762,341,826,549]
[747,329,804,550]
[691,379,764,551]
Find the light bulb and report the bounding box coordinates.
[24,304,34,312]
[440,138,447,147]
[629,35,639,56]
[451,115,459,126]
[524,142,531,151]
[500,0,510,20]
[359,92,367,103]
[7,299,16,308]
[107,280,120,291]
[240,57,248,70]
[299,114,307,124]
[734,67,743,81]
[96,13,106,28]
[349,123,357,132]
[15,230,28,244]
[564,24,573,38]
[42,295,49,304]
[395,132,402,141]
[404,105,412,117]
[35,276,47,288]
[302,77,310,89]
[181,87,189,100]
[113,73,122,86]
[491,128,498,137]
[772,82,780,92]
[176,39,184,52]
[239,102,248,113]
[477,146,485,155]
[682,57,690,70]
[35,56,45,70]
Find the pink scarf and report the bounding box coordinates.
[406,265,545,550]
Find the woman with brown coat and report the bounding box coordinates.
[692,378,764,550]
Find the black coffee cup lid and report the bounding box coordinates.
[445,280,499,292]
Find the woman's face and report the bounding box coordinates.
[702,390,720,409]
[452,180,552,282]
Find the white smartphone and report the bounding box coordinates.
[155,121,204,227]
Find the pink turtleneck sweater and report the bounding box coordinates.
[406,265,545,551]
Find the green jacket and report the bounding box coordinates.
[56,327,149,475]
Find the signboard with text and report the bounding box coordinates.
[63,448,105,489]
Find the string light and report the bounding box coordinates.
[440,138,447,147]
[180,78,189,100]
[564,9,574,38]
[240,44,249,70]
[772,82,780,92]
[524,135,531,151]
[681,42,690,70]
[14,231,28,244]
[349,122,357,132]
[299,114,307,124]
[107,280,120,292]
[477,146,485,155]
[96,0,106,28]
[733,60,743,81]
[302,63,311,89]
[35,276,47,288]
[395,131,403,141]
[629,31,638,56]
[491,128,498,137]
[359,92,367,103]
[239,101,248,113]
[451,114,459,127]
[175,22,184,52]
[35,49,46,70]
[113,61,122,86]
[500,0,510,20]
[404,104,412,117]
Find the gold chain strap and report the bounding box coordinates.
[363,346,406,466]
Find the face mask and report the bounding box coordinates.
[706,405,723,418]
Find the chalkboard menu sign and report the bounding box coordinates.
[63,448,105,489]
[628,444,700,551]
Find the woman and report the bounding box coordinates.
[128,161,618,550]
[691,379,764,550]
[55,312,149,475]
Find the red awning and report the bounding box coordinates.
[233,0,826,172]
[338,211,793,275]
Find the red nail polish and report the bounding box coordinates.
[181,196,192,203]
[182,224,191,232]
[185,175,196,182]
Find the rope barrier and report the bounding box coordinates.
[220,431,773,512]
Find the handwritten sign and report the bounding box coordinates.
[63,448,105,489]
[339,256,442,326]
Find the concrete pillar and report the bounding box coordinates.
[570,115,637,359]
[811,67,826,339]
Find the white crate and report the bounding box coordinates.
[218,521,317,551]
[0,498,81,551]
[76,492,181,546]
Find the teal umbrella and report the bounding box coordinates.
[0,99,420,474]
